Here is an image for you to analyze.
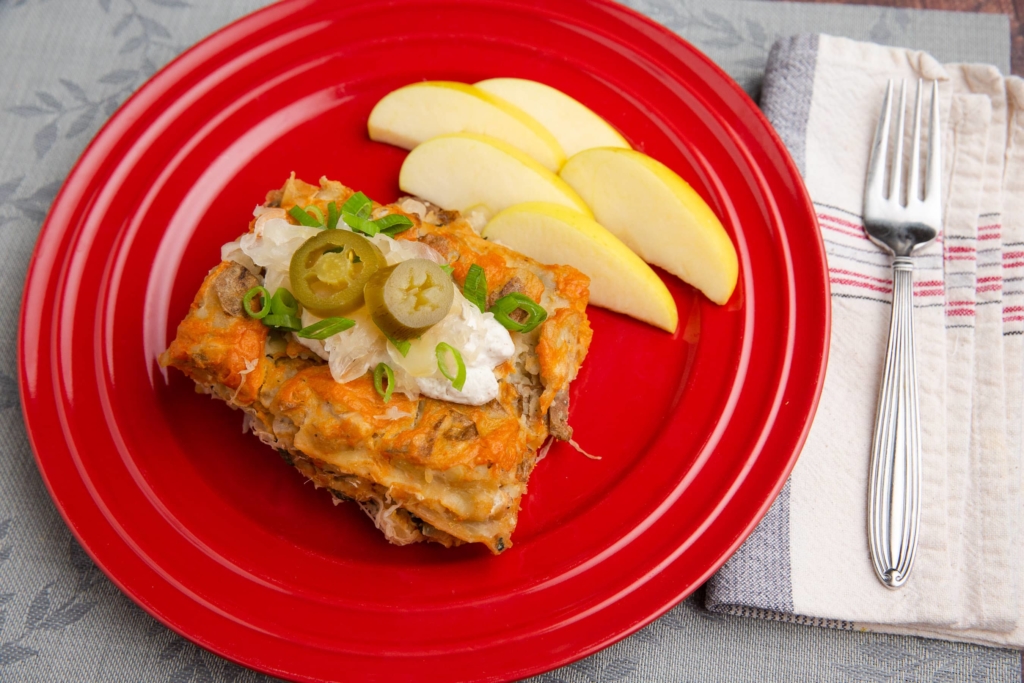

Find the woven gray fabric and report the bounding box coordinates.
[622,0,1010,98]
[704,34,817,617]
[758,34,820,176]
[0,1,1019,682]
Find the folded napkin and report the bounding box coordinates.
[706,33,1024,648]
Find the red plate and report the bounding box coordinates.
[18,0,829,681]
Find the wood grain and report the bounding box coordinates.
[772,0,1022,75]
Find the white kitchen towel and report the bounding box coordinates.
[707,33,1024,647]
[933,92,987,630]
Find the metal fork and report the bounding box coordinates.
[863,79,941,589]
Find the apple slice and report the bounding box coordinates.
[399,133,592,220]
[368,81,565,171]
[475,78,630,158]
[483,203,678,332]
[559,148,738,305]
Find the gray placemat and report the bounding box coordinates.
[0,1,1018,681]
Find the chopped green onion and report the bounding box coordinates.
[304,205,325,225]
[373,362,395,403]
[326,201,340,230]
[263,313,303,331]
[297,317,356,339]
[270,288,299,317]
[376,214,414,236]
[490,292,548,333]
[341,191,372,219]
[288,205,322,228]
[336,192,415,238]
[435,342,466,391]
[387,335,411,356]
[242,286,271,319]
[439,264,454,276]
[463,264,487,313]
[344,211,380,236]
[375,322,411,356]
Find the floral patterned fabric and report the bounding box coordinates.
[0,0,1018,681]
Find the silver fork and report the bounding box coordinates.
[863,79,941,589]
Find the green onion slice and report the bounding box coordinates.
[304,205,325,225]
[344,212,379,237]
[463,264,487,313]
[342,191,372,219]
[435,342,466,391]
[326,201,340,230]
[376,214,414,236]
[373,319,412,355]
[270,288,299,317]
[439,264,454,277]
[263,313,303,331]
[490,293,548,333]
[242,286,271,319]
[373,362,395,403]
[386,331,411,356]
[297,317,356,340]
[288,205,322,228]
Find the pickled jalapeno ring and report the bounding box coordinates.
[364,259,455,341]
[288,230,386,317]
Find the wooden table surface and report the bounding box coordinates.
[776,0,1023,75]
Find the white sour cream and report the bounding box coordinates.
[222,207,515,406]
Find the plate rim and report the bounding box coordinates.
[17,0,831,680]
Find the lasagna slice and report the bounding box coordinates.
[160,176,592,553]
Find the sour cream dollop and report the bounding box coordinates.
[222,206,515,406]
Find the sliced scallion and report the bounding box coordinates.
[490,293,547,333]
[463,264,487,313]
[242,286,271,319]
[344,212,379,237]
[435,342,466,391]
[263,313,303,331]
[341,191,372,219]
[304,205,325,225]
[326,201,340,230]
[270,288,299,317]
[376,214,414,236]
[296,317,356,340]
[373,362,395,403]
[288,205,322,228]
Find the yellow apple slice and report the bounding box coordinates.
[559,148,738,305]
[483,203,678,332]
[399,133,592,220]
[475,78,630,157]
[368,81,565,171]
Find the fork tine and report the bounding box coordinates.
[889,80,907,204]
[925,80,941,203]
[866,80,894,205]
[907,80,923,205]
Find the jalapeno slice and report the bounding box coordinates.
[289,230,386,316]
[364,259,455,341]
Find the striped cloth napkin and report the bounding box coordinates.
[705,33,1024,648]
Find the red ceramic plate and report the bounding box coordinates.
[19,0,829,681]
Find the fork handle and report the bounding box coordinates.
[867,257,922,589]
